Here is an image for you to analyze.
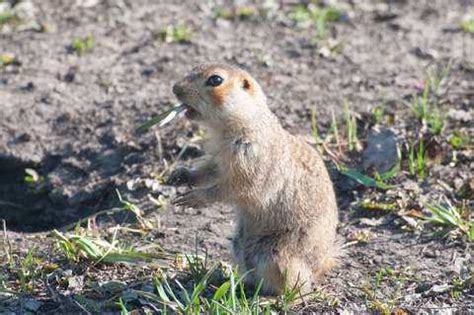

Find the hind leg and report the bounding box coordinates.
[240,236,314,295]
[256,255,313,295]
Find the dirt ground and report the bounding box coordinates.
[1,0,473,313]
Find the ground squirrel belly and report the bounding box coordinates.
[169,64,339,295]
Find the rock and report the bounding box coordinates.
[453,178,464,191]
[363,128,398,173]
[127,178,141,191]
[318,46,331,58]
[67,275,84,292]
[14,1,37,20]
[410,47,439,60]
[447,109,472,122]
[429,284,451,294]
[415,282,432,293]
[452,255,471,280]
[0,2,11,13]
[76,0,99,8]
[23,298,42,312]
[423,248,440,258]
[360,217,387,227]
[404,293,421,302]
[97,149,124,175]
[144,178,161,192]
[99,280,127,294]
[403,180,421,193]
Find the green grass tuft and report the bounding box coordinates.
[371,103,385,125]
[344,100,360,152]
[0,53,17,67]
[71,34,94,55]
[408,139,426,181]
[158,25,192,43]
[411,81,430,123]
[311,107,322,144]
[461,18,474,33]
[289,5,343,39]
[0,10,19,26]
[427,108,444,135]
[214,6,257,20]
[52,229,167,264]
[423,202,473,241]
[448,131,469,150]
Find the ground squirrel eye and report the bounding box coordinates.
[206,75,224,87]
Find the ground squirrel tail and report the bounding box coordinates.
[318,236,345,278]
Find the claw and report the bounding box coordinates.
[172,190,203,208]
[166,167,194,186]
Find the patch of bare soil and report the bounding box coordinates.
[1,0,472,313]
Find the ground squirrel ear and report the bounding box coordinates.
[242,78,251,91]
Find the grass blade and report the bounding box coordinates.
[212,281,231,301]
[136,105,185,133]
[337,164,395,190]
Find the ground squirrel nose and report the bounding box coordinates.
[173,84,184,97]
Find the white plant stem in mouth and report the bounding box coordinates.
[136,104,186,133]
[158,104,187,127]
[137,103,202,134]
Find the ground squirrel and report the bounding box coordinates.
[168,64,339,295]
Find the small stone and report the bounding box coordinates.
[401,216,418,229]
[360,217,386,227]
[403,180,420,192]
[76,0,99,7]
[215,18,232,29]
[0,2,11,13]
[415,282,432,293]
[352,75,362,83]
[64,71,75,83]
[127,178,141,191]
[67,276,84,292]
[318,46,331,58]
[21,82,35,92]
[423,248,440,258]
[141,67,155,77]
[410,47,438,60]
[23,298,42,312]
[453,178,464,191]
[100,280,127,294]
[430,284,451,293]
[404,293,421,302]
[14,1,37,20]
[145,178,161,191]
[447,109,472,122]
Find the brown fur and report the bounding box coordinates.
[210,84,232,107]
[170,64,340,295]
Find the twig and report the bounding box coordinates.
[159,143,189,178]
[321,142,341,165]
[330,109,342,155]
[155,130,164,163]
[61,207,124,231]
[2,219,12,265]
[0,200,25,210]
[141,301,162,313]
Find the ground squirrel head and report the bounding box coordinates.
[172,64,269,129]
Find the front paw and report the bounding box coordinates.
[166,167,194,186]
[172,190,205,208]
